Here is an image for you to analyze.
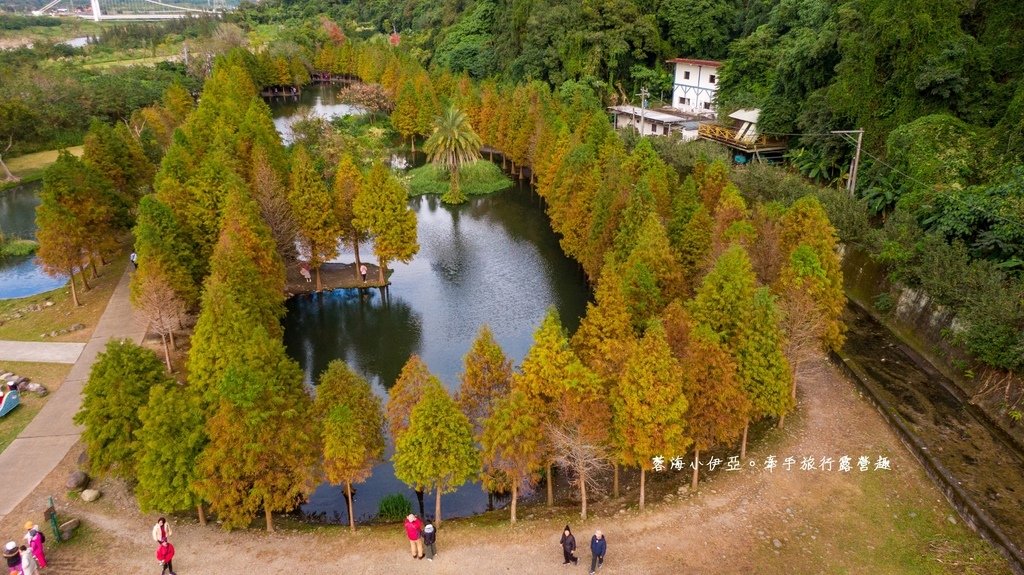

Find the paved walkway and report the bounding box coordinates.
[0,341,86,364]
[0,268,146,521]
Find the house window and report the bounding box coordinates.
[683,71,691,80]
[709,74,716,84]
[678,96,691,106]
[702,101,712,109]
[663,125,670,135]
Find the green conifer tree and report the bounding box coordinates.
[620,213,687,330]
[456,325,513,439]
[393,382,479,524]
[681,325,749,489]
[316,360,386,532]
[611,321,690,511]
[75,340,173,479]
[197,326,317,532]
[289,145,340,291]
[135,382,209,524]
[332,154,368,282]
[353,163,419,284]
[481,389,544,523]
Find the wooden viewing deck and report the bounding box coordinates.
[698,123,787,153]
[285,262,392,297]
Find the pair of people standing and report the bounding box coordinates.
[152,518,176,575]
[560,526,606,574]
[403,514,437,561]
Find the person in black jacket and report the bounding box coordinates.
[560,525,579,565]
[589,530,606,574]
[423,521,437,561]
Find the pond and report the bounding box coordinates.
[269,90,591,524]
[0,182,66,300]
[270,83,365,145]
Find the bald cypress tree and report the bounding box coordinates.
[354,163,418,284]
[572,258,636,383]
[289,145,340,291]
[316,360,386,532]
[393,382,479,524]
[457,325,513,440]
[197,326,317,532]
[332,153,368,282]
[76,340,172,479]
[481,389,544,524]
[612,321,690,511]
[681,325,749,489]
[387,355,443,441]
[135,381,209,525]
[620,213,687,330]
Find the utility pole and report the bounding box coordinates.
[635,86,650,137]
[831,128,864,196]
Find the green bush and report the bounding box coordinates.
[0,239,38,259]
[406,160,512,197]
[377,493,412,522]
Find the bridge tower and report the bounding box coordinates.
[90,0,102,21]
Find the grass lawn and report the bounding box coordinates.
[0,254,128,342]
[751,464,1007,574]
[406,160,513,197]
[2,146,84,189]
[81,52,179,70]
[0,361,71,454]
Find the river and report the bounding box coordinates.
[270,85,591,524]
[0,181,66,300]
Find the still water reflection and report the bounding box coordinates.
[284,186,590,523]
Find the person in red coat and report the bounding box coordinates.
[156,540,176,575]
[403,514,424,559]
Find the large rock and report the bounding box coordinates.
[59,518,80,532]
[81,489,101,502]
[21,382,47,397]
[66,471,89,491]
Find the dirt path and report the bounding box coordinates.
[0,356,1010,574]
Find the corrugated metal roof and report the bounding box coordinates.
[608,105,691,124]
[665,58,723,67]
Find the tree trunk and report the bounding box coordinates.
[160,334,172,372]
[778,413,785,429]
[691,448,700,490]
[169,328,177,351]
[88,254,99,279]
[613,463,619,498]
[435,486,442,525]
[0,154,19,183]
[510,482,518,524]
[353,240,362,281]
[741,420,749,461]
[410,137,415,154]
[378,260,387,284]
[346,481,355,532]
[416,489,425,518]
[78,265,91,290]
[546,462,553,507]
[580,470,588,520]
[315,265,322,292]
[264,505,274,532]
[196,503,207,526]
[68,267,80,307]
[639,466,646,511]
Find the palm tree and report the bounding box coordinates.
[423,105,483,205]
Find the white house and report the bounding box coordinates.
[667,58,721,117]
[608,105,696,137]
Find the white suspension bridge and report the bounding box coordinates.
[32,0,239,21]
